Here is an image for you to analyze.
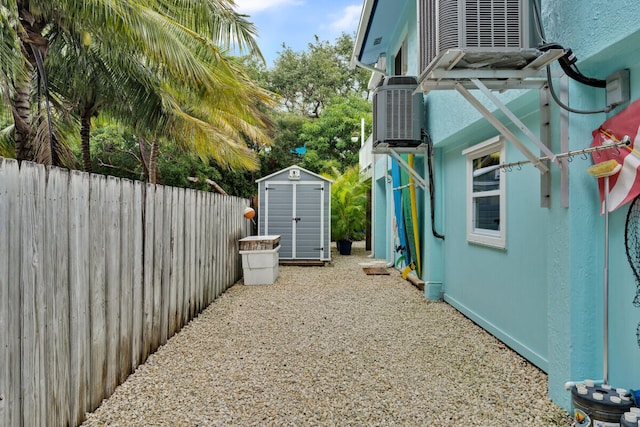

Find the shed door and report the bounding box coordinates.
[265,182,325,259]
[295,183,324,259]
[265,183,294,258]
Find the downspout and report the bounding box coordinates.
[386,156,395,268]
[350,0,385,75]
[351,55,387,76]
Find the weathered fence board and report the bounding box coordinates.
[0,159,250,427]
[105,176,121,397]
[183,190,190,324]
[45,167,71,426]
[0,158,21,427]
[151,184,164,352]
[68,170,91,426]
[20,162,47,426]
[195,192,203,313]
[160,187,171,345]
[119,179,133,385]
[89,174,107,411]
[0,159,7,426]
[131,182,144,371]
[169,187,179,338]
[202,194,214,306]
[214,194,222,298]
[142,183,155,362]
[176,188,185,330]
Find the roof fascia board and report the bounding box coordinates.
[350,0,385,71]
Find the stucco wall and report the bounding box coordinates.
[365,0,640,412]
[425,1,640,410]
[439,110,550,369]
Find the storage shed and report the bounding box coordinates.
[256,165,332,262]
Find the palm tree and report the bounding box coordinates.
[2,0,272,171]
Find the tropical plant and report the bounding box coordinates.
[1,0,273,175]
[328,165,370,243]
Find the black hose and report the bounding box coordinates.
[538,43,607,89]
[545,65,613,114]
[425,131,445,240]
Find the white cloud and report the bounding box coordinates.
[235,0,303,14]
[330,5,362,33]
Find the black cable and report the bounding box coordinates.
[533,5,611,114]
[538,43,607,89]
[531,0,547,43]
[545,65,613,114]
[424,131,444,240]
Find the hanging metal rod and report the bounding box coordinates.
[474,136,631,177]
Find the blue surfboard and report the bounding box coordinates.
[392,160,411,270]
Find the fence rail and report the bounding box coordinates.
[0,158,251,427]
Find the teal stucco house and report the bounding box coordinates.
[352,0,640,410]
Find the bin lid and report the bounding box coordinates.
[239,235,281,250]
[239,235,281,242]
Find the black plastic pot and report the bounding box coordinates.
[336,240,352,255]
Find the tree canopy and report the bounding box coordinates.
[0,10,374,198]
[265,34,371,118]
[246,33,373,178]
[0,0,274,178]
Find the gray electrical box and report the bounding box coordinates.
[606,69,630,108]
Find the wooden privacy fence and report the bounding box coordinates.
[0,158,251,427]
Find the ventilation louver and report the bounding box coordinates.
[419,0,537,72]
[372,76,424,147]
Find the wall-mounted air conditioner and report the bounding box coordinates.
[373,76,424,147]
[419,0,539,72]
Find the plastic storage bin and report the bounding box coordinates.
[239,236,281,285]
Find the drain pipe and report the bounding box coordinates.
[351,55,386,76]
[387,164,395,268]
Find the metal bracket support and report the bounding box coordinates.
[471,78,561,168]
[539,84,551,208]
[388,148,428,189]
[454,83,549,173]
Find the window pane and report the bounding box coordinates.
[474,195,500,231]
[473,152,500,192]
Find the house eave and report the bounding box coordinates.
[350,0,381,70]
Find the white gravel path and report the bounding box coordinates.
[82,242,572,426]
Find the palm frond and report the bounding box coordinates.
[0,124,16,158]
[150,0,264,60]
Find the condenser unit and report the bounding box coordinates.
[373,76,424,147]
[419,0,540,71]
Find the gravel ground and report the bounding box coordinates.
[82,242,572,426]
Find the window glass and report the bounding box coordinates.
[463,137,506,248]
[472,153,500,192]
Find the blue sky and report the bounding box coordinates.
[235,0,363,67]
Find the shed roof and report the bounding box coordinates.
[255,165,333,183]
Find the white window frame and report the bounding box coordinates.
[462,136,506,249]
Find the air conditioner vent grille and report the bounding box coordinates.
[419,0,534,73]
[373,77,424,147]
[464,0,523,47]
[385,76,420,86]
[386,89,411,139]
[440,0,458,50]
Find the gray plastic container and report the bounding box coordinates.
[572,383,633,426]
